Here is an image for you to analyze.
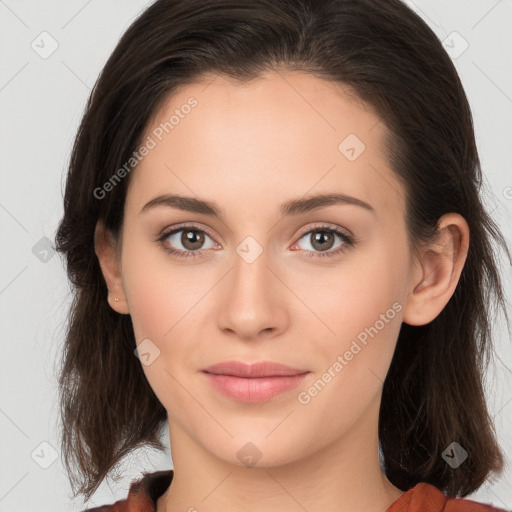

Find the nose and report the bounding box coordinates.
[216,244,289,341]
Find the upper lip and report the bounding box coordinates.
[202,361,309,378]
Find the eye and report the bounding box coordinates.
[293,225,355,259]
[157,223,355,260]
[157,224,219,259]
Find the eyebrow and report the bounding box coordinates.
[139,192,375,218]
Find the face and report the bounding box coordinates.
[109,70,417,467]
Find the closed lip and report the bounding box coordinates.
[201,360,309,378]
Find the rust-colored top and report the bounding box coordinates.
[82,470,508,512]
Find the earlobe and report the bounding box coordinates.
[402,214,469,326]
[94,220,130,315]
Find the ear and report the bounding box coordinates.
[402,213,469,326]
[94,220,130,315]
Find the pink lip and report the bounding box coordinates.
[201,361,310,403]
[202,360,307,377]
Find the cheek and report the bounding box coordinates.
[124,276,169,342]
[297,282,403,435]
[310,238,406,344]
[299,236,407,403]
[121,244,216,386]
[121,254,199,409]
[120,235,194,339]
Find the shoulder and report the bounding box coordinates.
[80,469,174,512]
[388,482,508,512]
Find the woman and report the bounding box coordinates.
[54,0,511,511]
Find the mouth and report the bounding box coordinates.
[201,360,310,402]
[202,360,308,378]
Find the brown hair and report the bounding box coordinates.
[54,0,511,501]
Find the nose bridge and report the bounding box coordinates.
[216,234,286,338]
[230,235,273,307]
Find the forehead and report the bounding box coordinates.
[127,70,404,220]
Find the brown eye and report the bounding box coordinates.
[294,225,355,259]
[309,230,336,252]
[158,225,218,258]
[180,229,206,251]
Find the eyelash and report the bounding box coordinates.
[156,223,355,260]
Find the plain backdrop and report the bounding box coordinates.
[0,1,511,510]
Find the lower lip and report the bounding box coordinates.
[202,372,310,402]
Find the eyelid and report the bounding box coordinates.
[158,222,218,242]
[158,222,353,244]
[157,221,356,258]
[294,222,354,240]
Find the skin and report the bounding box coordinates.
[95,70,469,512]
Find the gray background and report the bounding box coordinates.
[0,0,511,510]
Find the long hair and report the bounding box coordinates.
[54,0,511,501]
